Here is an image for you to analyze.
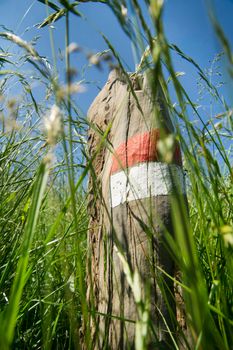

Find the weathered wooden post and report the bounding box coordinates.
[87,69,186,349]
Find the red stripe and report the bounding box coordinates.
[111,130,182,174]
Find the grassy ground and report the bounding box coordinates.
[0,1,232,349]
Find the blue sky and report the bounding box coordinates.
[0,0,233,115]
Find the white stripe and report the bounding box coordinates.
[110,162,186,208]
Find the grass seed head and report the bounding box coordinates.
[44,105,62,146]
[88,53,101,67]
[1,32,38,58]
[121,5,128,18]
[66,42,81,54]
[157,134,175,163]
[57,83,86,100]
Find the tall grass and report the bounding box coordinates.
[0,0,232,349]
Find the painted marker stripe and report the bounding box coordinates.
[110,162,186,208]
[111,130,182,174]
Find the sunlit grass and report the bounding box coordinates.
[0,1,232,349]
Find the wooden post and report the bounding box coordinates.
[87,69,186,349]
